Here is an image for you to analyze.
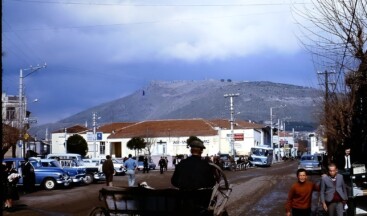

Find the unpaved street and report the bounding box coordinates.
[4,160,318,216]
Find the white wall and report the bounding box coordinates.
[51,127,267,159]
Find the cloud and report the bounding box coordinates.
[5,1,302,64]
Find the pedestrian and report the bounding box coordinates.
[285,168,319,216]
[171,138,217,190]
[143,156,149,173]
[159,157,166,174]
[320,163,348,216]
[21,157,36,194]
[102,155,115,187]
[124,154,138,186]
[164,157,168,171]
[336,147,354,175]
[172,157,177,168]
[3,161,21,212]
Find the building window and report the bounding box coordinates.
[6,107,16,120]
[100,142,105,155]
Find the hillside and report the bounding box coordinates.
[30,80,323,138]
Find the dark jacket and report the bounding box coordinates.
[102,159,114,175]
[336,154,354,171]
[171,156,216,190]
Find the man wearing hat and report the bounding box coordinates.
[171,137,217,190]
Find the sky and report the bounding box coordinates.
[2,0,320,125]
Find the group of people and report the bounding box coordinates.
[1,157,36,212]
[100,138,218,191]
[101,154,140,187]
[286,147,354,216]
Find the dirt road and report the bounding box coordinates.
[4,160,311,216]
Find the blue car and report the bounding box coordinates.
[42,159,87,185]
[137,161,157,171]
[3,158,72,190]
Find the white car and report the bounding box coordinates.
[83,158,126,176]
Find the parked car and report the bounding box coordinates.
[49,159,87,185]
[298,154,322,174]
[137,161,157,171]
[47,153,98,184]
[83,158,126,176]
[3,158,72,190]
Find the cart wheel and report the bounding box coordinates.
[89,207,109,216]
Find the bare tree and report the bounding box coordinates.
[144,137,157,157]
[294,0,367,163]
[2,124,20,158]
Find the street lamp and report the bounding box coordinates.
[19,63,46,158]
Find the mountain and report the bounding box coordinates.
[30,80,323,139]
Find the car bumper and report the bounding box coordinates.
[58,178,72,186]
[94,173,106,181]
[72,175,86,183]
[298,166,322,171]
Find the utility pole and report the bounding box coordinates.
[317,70,335,149]
[93,112,99,158]
[224,93,240,158]
[18,63,46,158]
[65,128,67,153]
[270,105,286,161]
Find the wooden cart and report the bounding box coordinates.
[89,164,232,216]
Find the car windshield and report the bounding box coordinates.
[220,154,229,160]
[301,156,317,161]
[251,148,269,156]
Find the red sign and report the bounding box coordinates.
[234,133,244,141]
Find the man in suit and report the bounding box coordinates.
[336,147,353,175]
[320,163,348,216]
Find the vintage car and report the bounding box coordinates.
[3,157,72,190]
[83,158,126,176]
[137,161,157,171]
[298,154,322,174]
[43,159,87,185]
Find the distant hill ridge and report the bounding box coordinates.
[30,80,323,138]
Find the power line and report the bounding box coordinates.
[9,0,311,7]
[2,10,290,33]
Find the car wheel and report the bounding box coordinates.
[83,174,93,185]
[44,178,56,190]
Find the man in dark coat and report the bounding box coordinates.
[171,139,216,190]
[143,156,149,173]
[102,155,115,186]
[159,157,166,174]
[21,157,35,193]
[171,138,218,215]
[336,147,354,175]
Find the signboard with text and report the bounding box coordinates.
[234,133,244,141]
[86,132,94,142]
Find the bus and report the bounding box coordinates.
[250,145,273,166]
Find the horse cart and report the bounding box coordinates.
[89,164,232,216]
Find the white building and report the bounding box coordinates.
[2,92,24,128]
[51,119,270,165]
